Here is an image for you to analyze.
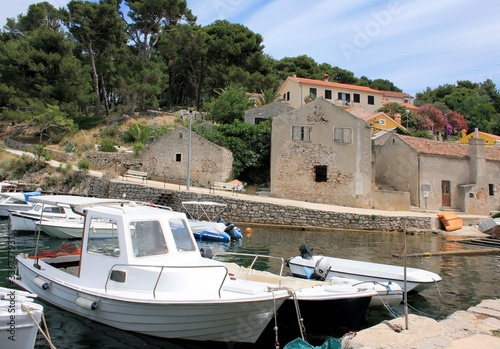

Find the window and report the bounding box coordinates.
[368,95,375,105]
[325,90,332,100]
[338,92,351,105]
[170,218,196,252]
[175,153,182,162]
[292,126,311,142]
[309,88,317,98]
[284,91,290,101]
[87,217,120,257]
[314,165,328,182]
[130,220,168,257]
[333,127,352,143]
[354,94,360,103]
[489,184,495,196]
[377,119,386,126]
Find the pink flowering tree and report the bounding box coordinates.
[415,105,447,137]
[446,111,468,135]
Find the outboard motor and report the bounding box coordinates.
[299,244,313,260]
[224,223,235,239]
[312,257,330,281]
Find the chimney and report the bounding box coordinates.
[469,129,485,184]
[323,74,329,82]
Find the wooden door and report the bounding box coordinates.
[441,180,451,207]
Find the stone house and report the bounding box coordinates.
[243,101,294,125]
[141,126,233,188]
[278,75,385,113]
[375,134,500,214]
[270,97,373,208]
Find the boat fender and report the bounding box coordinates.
[33,277,50,290]
[299,244,313,260]
[313,257,330,281]
[76,297,99,310]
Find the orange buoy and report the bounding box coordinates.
[245,227,252,236]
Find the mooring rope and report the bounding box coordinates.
[24,304,57,349]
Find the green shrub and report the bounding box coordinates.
[99,139,117,152]
[77,159,90,171]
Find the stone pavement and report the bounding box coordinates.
[343,299,500,349]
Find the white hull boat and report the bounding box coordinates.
[288,244,442,294]
[12,200,299,343]
[0,192,40,218]
[9,201,80,232]
[0,287,43,349]
[36,218,115,239]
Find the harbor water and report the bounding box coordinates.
[1,219,498,348]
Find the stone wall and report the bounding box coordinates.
[83,176,432,232]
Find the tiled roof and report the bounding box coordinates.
[381,100,419,111]
[289,77,383,94]
[397,135,500,161]
[382,90,414,98]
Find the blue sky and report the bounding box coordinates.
[3,0,500,97]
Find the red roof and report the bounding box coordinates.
[398,135,500,161]
[288,76,383,94]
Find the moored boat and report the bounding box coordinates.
[182,201,242,242]
[12,201,295,343]
[288,244,442,294]
[0,287,44,349]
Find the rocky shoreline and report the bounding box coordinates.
[343,298,500,349]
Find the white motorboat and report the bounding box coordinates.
[24,195,130,239]
[182,201,242,242]
[0,287,44,349]
[288,244,442,294]
[0,191,40,218]
[9,201,80,232]
[12,200,297,343]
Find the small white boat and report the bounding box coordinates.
[288,244,442,294]
[182,201,242,242]
[25,195,131,239]
[0,287,44,349]
[0,191,40,218]
[12,200,297,343]
[9,202,80,232]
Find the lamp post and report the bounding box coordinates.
[186,109,192,191]
[405,109,409,130]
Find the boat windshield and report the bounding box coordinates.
[170,218,196,252]
[130,220,168,257]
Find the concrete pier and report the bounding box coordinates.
[343,299,500,349]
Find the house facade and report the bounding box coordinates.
[270,97,373,208]
[375,134,500,214]
[278,75,385,113]
[359,111,405,135]
[458,129,500,146]
[141,126,233,187]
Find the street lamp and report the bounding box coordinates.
[186,108,193,191]
[405,109,409,130]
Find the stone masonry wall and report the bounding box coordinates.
[83,176,432,232]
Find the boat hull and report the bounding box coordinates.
[288,255,441,294]
[280,293,372,335]
[0,293,43,349]
[14,257,286,343]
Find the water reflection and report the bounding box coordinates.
[1,221,498,349]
